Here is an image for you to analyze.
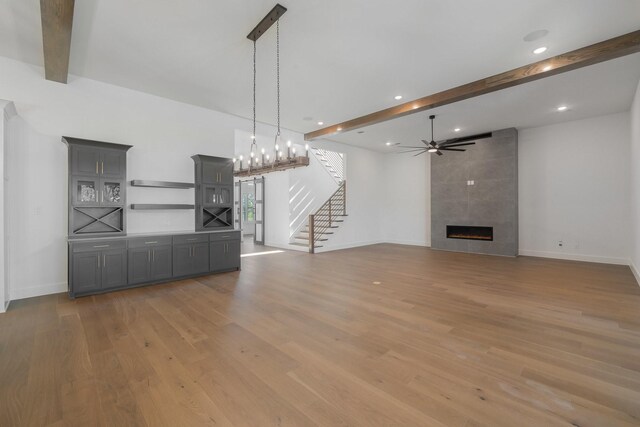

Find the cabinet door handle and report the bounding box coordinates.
[93,244,110,248]
[101,190,104,203]
[96,161,99,175]
[152,250,155,262]
[97,255,100,269]
[103,255,106,268]
[101,161,104,175]
[148,251,151,262]
[145,241,158,244]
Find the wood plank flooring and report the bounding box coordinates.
[1,244,640,426]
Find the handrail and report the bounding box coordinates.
[308,181,346,253]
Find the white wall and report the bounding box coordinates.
[630,80,640,284]
[382,152,430,247]
[519,112,631,264]
[0,100,17,312]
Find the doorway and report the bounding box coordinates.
[234,177,265,247]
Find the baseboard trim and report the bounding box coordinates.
[518,250,629,266]
[315,240,385,253]
[630,261,640,286]
[384,239,430,247]
[11,282,67,301]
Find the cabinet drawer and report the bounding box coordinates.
[209,231,240,242]
[71,239,126,253]
[173,234,209,245]
[128,236,173,248]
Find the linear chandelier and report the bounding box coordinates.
[234,4,310,177]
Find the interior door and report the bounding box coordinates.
[254,177,265,245]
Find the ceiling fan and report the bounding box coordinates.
[399,115,482,156]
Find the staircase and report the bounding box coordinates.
[313,148,344,184]
[291,181,347,253]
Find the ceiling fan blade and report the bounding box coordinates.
[439,148,466,152]
[436,150,443,156]
[440,142,476,148]
[397,149,426,154]
[421,140,430,146]
[413,150,428,157]
[436,132,492,146]
[399,145,427,149]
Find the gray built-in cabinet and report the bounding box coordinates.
[64,138,241,298]
[68,230,241,297]
[64,137,132,237]
[193,155,234,231]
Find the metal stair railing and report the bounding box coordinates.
[308,181,346,253]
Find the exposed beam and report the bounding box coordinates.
[40,0,75,83]
[304,30,640,141]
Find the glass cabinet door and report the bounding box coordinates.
[72,176,100,205]
[101,179,124,206]
[203,185,232,206]
[218,186,232,205]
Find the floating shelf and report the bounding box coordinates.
[130,180,194,189]
[130,204,195,210]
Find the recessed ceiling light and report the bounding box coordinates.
[394,95,403,100]
[533,46,547,55]
[557,105,568,111]
[454,128,461,132]
[337,127,342,131]
[385,142,392,146]
[542,65,552,72]
[317,121,324,125]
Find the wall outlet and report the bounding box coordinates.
[558,240,563,247]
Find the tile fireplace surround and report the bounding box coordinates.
[431,128,518,256]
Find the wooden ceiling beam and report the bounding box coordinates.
[40,0,75,83]
[304,30,640,141]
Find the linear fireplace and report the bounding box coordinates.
[447,225,493,241]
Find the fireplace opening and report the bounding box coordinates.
[447,225,493,241]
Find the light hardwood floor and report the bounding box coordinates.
[1,244,640,426]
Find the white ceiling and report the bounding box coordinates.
[333,53,640,150]
[0,0,639,149]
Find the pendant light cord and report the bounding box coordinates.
[276,19,280,137]
[251,39,257,155]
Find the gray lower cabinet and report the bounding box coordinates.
[70,240,127,296]
[128,238,173,285]
[69,231,240,298]
[210,240,241,272]
[173,235,210,277]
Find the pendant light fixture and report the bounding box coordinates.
[234,4,310,178]
[250,38,258,171]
